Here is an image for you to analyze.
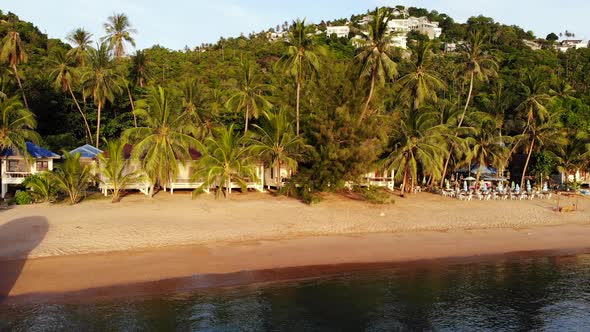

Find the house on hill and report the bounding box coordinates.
[1,142,60,198]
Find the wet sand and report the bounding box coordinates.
[1,192,589,303]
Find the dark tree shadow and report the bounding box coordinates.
[0,216,48,304]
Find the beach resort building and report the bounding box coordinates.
[268,31,288,42]
[69,144,103,176]
[557,39,588,52]
[97,144,151,196]
[388,17,442,40]
[1,142,59,198]
[326,25,350,38]
[362,170,395,190]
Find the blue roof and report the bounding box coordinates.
[69,144,103,159]
[0,142,60,158]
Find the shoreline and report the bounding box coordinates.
[3,224,590,304]
[1,192,589,304]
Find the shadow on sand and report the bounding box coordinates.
[0,216,48,304]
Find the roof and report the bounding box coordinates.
[0,142,60,159]
[69,144,103,159]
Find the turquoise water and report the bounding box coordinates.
[2,253,590,331]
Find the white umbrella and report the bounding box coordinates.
[465,176,476,181]
[463,180,468,192]
[498,182,504,193]
[482,182,488,191]
[526,180,531,192]
[515,184,520,193]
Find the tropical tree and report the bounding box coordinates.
[52,151,94,204]
[395,41,445,111]
[123,86,200,196]
[180,78,212,139]
[66,28,93,66]
[193,124,257,198]
[465,116,511,184]
[515,114,566,189]
[250,109,307,189]
[0,96,39,153]
[23,173,57,203]
[552,131,590,188]
[440,31,498,184]
[227,61,272,133]
[129,50,151,88]
[355,7,398,120]
[98,138,143,202]
[102,13,137,59]
[515,71,551,129]
[383,110,446,196]
[281,19,322,135]
[81,42,122,147]
[0,28,29,109]
[47,49,93,144]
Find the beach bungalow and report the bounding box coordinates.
[1,142,60,198]
[98,144,151,196]
[69,144,103,176]
[263,165,294,189]
[362,170,395,190]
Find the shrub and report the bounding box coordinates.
[22,173,57,203]
[353,186,395,204]
[15,191,32,205]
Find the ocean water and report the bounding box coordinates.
[2,253,590,331]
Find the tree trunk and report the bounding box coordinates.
[127,85,137,128]
[68,84,93,145]
[440,71,475,187]
[296,81,301,135]
[244,104,249,134]
[276,159,281,190]
[520,139,535,189]
[95,101,102,148]
[360,69,376,122]
[12,64,29,110]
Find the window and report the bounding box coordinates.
[8,160,20,172]
[36,161,49,171]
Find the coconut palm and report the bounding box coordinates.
[23,173,57,203]
[281,19,322,135]
[123,86,200,197]
[180,78,212,139]
[81,42,122,147]
[355,7,398,120]
[478,80,512,135]
[0,96,39,154]
[515,71,551,128]
[383,110,446,196]
[250,109,308,189]
[129,50,151,88]
[227,61,272,133]
[0,28,29,110]
[66,28,93,66]
[193,124,257,198]
[47,49,93,144]
[98,138,143,202]
[553,131,590,188]
[465,116,511,184]
[514,113,566,189]
[102,13,137,59]
[440,31,498,184]
[395,41,446,111]
[52,151,94,204]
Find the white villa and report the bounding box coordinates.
[388,16,442,40]
[326,25,350,38]
[362,170,395,191]
[557,39,588,52]
[268,31,288,42]
[1,142,60,198]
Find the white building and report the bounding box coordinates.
[389,17,442,40]
[326,25,350,38]
[557,39,588,52]
[391,34,408,49]
[1,142,60,198]
[522,39,542,50]
[268,31,288,42]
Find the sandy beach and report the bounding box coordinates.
[1,191,589,302]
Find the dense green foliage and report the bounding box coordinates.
[1,6,589,201]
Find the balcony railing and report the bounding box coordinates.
[3,171,32,178]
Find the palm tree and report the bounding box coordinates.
[123,86,200,197]
[355,7,398,120]
[281,19,322,135]
[81,42,122,147]
[478,80,511,135]
[66,28,93,66]
[0,96,39,154]
[515,72,551,129]
[440,31,498,185]
[553,131,590,188]
[98,138,143,202]
[250,109,307,189]
[129,50,151,88]
[466,116,511,184]
[0,28,29,110]
[23,173,57,203]
[383,110,446,196]
[515,114,566,189]
[102,13,137,59]
[227,61,272,133]
[395,41,445,111]
[193,124,257,198]
[180,78,212,139]
[53,151,93,204]
[47,49,93,144]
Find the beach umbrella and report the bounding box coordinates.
[543,182,548,192]
[422,176,426,185]
[515,184,520,193]
[445,179,450,190]
[526,180,531,192]
[498,182,504,193]
[463,180,468,192]
[511,181,515,190]
[482,182,488,191]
